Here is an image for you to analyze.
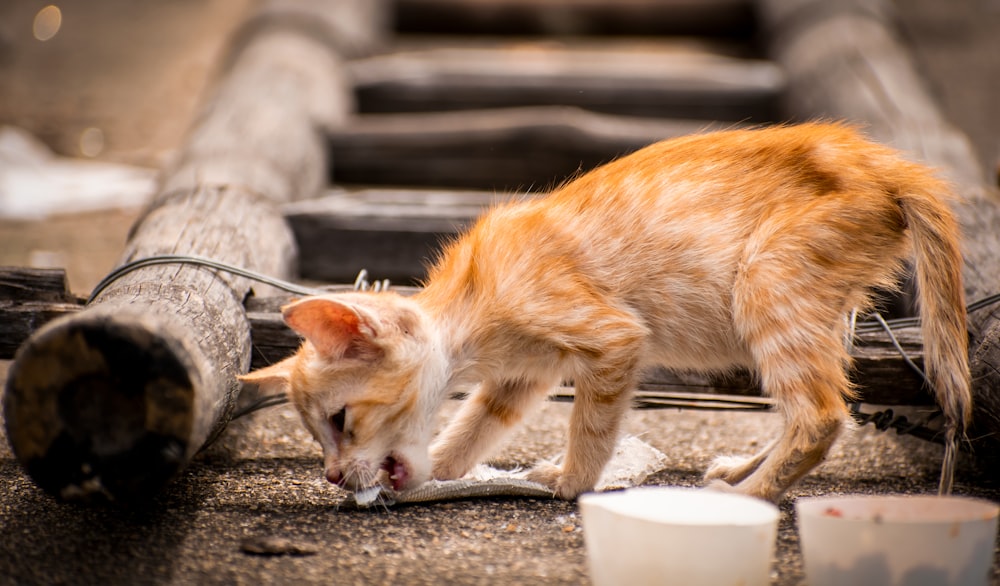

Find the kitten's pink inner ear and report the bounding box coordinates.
[282,298,373,358]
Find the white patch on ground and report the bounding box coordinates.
[0,126,155,219]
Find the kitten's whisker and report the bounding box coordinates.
[341,469,359,491]
[372,486,393,513]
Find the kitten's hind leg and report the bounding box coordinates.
[430,376,556,481]
[725,394,846,502]
[723,332,851,501]
[726,258,854,501]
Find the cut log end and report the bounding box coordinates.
[4,311,200,503]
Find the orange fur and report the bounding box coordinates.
[240,122,970,501]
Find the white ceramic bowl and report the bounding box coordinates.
[796,494,999,586]
[579,487,780,586]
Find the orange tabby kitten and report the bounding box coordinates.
[241,122,970,502]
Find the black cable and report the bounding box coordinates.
[87,254,323,304]
[86,254,999,439]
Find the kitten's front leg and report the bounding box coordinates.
[527,369,636,499]
[431,377,554,480]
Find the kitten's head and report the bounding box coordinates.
[239,292,446,492]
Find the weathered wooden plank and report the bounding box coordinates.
[244,288,930,405]
[244,296,933,405]
[759,0,1000,451]
[241,289,930,406]
[351,42,784,121]
[0,267,76,303]
[285,188,501,283]
[328,106,717,190]
[0,268,83,358]
[392,0,756,37]
[2,0,384,503]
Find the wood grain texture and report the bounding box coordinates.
[351,41,784,121]
[328,107,717,190]
[0,268,82,358]
[285,188,500,282]
[0,267,76,302]
[392,0,755,37]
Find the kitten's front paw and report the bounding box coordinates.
[526,461,562,489]
[429,442,470,480]
[430,458,465,481]
[526,462,589,500]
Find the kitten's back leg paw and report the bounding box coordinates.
[704,453,765,485]
[704,478,780,503]
[704,478,739,494]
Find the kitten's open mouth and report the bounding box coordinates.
[379,453,410,492]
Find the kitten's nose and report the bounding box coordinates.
[325,467,342,484]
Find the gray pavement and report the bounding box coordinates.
[2,380,997,585]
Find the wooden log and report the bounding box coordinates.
[2,0,385,503]
[2,270,933,405]
[351,41,784,122]
[391,0,756,37]
[328,106,717,190]
[758,0,1000,452]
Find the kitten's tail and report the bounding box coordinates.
[896,176,971,495]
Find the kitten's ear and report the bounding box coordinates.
[281,297,379,360]
[238,356,294,394]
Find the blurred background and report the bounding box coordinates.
[0,0,997,292]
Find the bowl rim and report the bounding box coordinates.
[579,486,780,527]
[795,493,1000,524]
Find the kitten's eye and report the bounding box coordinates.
[330,407,347,435]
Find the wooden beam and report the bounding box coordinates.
[241,298,935,407]
[758,0,1000,451]
[285,188,499,283]
[390,0,756,37]
[0,267,77,303]
[2,0,385,503]
[0,268,82,359]
[351,41,784,122]
[1,269,934,407]
[328,106,717,190]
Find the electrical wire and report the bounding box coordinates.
[86,254,999,442]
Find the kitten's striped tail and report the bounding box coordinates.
[896,179,971,495]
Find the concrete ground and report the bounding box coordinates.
[2,0,1000,584]
[3,393,995,585]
